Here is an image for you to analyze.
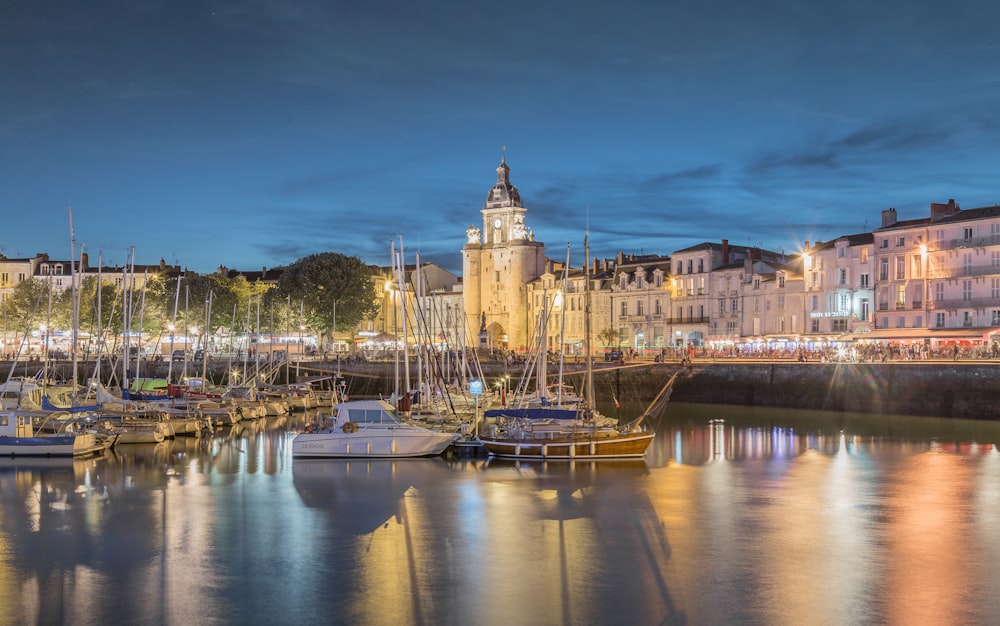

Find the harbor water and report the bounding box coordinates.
[2,404,1000,625]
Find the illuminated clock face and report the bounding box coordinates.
[493,218,502,228]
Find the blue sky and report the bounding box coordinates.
[3,0,1000,274]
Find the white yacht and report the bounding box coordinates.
[292,399,458,458]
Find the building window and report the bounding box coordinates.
[964,227,974,240]
[777,294,785,310]
[879,258,889,281]
[963,253,973,275]
[860,298,869,321]
[655,274,662,288]
[620,301,627,317]
[731,298,738,313]
[810,295,818,311]
[964,311,973,326]
[777,275,785,288]
[880,238,889,249]
[992,278,1000,299]
[811,319,820,332]
[636,300,643,316]
[687,260,693,274]
[697,259,704,273]
[861,248,869,263]
[654,299,662,315]
[838,247,846,258]
[897,236,905,247]
[934,283,944,303]
[718,299,725,314]
[935,312,945,328]
[963,280,972,301]
[897,316,906,328]
[838,268,847,285]
[895,256,905,280]
[860,273,870,288]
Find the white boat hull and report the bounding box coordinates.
[292,426,457,458]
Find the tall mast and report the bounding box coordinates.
[68,207,79,404]
[556,241,570,405]
[584,233,594,413]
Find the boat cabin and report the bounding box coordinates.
[0,412,37,438]
[334,400,404,425]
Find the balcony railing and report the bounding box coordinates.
[665,316,710,325]
[926,263,1000,280]
[930,296,1000,310]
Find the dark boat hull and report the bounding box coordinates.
[478,431,654,460]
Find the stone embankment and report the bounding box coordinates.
[321,358,1000,420]
[587,360,1000,420]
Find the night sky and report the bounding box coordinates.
[3,0,1000,274]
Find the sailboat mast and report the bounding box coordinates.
[167,274,182,384]
[397,237,410,395]
[68,207,78,404]
[584,234,594,413]
[556,241,570,405]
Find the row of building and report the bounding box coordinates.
[460,156,1000,356]
[4,156,1000,357]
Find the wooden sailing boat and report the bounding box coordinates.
[478,235,678,460]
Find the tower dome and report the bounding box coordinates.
[484,152,522,209]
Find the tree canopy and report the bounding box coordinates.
[276,252,380,342]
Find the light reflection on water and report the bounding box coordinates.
[1,404,999,625]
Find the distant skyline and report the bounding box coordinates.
[3,1,1000,274]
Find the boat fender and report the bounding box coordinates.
[342,422,358,434]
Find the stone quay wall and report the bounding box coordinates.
[325,360,1000,420]
[596,362,1000,421]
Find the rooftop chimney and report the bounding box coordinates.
[881,208,897,228]
[930,198,960,221]
[721,239,730,264]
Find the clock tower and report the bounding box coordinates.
[462,152,546,351]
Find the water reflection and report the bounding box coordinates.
[1,407,1000,624]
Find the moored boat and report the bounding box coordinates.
[0,410,109,457]
[292,399,459,458]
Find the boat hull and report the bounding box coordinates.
[478,431,654,460]
[292,428,457,458]
[0,433,105,457]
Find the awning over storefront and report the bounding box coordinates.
[844,327,991,342]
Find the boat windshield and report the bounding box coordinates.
[341,403,403,424]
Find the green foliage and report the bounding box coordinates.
[2,279,51,331]
[277,253,379,337]
[161,272,274,334]
[597,327,619,348]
